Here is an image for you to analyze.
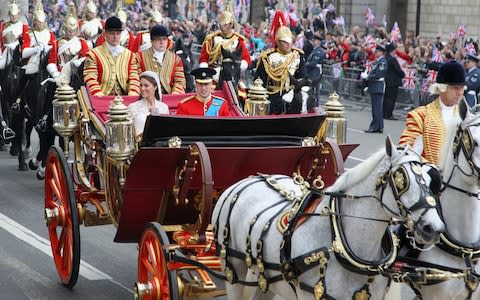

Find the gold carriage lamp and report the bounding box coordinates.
[52,82,79,156]
[105,95,135,162]
[317,91,347,144]
[244,78,270,116]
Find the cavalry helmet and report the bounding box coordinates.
[115,0,128,24]
[275,26,293,44]
[63,2,79,34]
[218,11,235,26]
[8,0,20,17]
[85,0,97,16]
[33,1,46,23]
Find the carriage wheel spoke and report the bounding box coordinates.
[48,178,62,203]
[57,227,66,254]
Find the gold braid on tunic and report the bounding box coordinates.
[259,49,296,94]
[204,31,239,66]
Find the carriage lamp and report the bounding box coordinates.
[105,96,135,162]
[244,78,270,116]
[317,91,346,144]
[52,82,79,157]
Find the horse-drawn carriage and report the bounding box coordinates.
[44,81,358,298]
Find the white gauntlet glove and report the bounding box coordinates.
[360,71,368,80]
[240,59,248,71]
[282,90,294,103]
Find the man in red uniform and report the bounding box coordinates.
[198,11,250,88]
[177,68,231,116]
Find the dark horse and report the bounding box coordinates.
[11,48,54,175]
[0,46,21,147]
[175,38,195,92]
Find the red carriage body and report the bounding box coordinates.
[44,82,357,297]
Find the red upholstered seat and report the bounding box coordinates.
[87,82,241,123]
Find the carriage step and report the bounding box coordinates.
[83,209,112,226]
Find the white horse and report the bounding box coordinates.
[212,137,445,300]
[405,100,480,300]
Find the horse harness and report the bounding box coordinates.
[214,156,436,299]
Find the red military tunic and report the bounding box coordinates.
[198,31,251,67]
[176,95,231,116]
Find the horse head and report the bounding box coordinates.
[380,136,445,247]
[453,98,480,178]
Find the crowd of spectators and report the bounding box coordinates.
[21,0,480,94]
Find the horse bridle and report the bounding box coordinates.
[375,156,439,232]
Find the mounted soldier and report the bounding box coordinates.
[12,1,56,171]
[198,10,250,88]
[254,11,306,114]
[27,3,90,179]
[79,0,104,49]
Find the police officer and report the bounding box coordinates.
[305,34,324,102]
[362,44,388,133]
[464,53,480,107]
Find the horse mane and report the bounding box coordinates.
[326,149,387,192]
[439,119,461,171]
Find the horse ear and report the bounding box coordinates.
[459,97,469,121]
[386,135,394,157]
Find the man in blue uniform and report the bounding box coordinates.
[362,44,388,133]
[464,53,480,107]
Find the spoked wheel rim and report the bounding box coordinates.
[136,223,178,300]
[44,145,80,289]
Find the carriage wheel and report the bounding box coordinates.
[44,145,81,289]
[135,222,179,300]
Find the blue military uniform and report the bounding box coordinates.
[305,42,325,102]
[365,47,388,133]
[465,61,480,107]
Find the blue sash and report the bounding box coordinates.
[205,98,224,116]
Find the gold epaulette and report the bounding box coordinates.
[259,48,276,59]
[204,31,222,43]
[180,95,196,104]
[292,47,304,55]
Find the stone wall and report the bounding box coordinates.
[406,0,480,39]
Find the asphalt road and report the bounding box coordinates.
[0,99,410,299]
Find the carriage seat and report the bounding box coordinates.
[86,89,238,123]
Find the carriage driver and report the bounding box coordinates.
[83,16,140,96]
[400,61,466,166]
[198,11,250,87]
[176,68,231,116]
[137,25,186,94]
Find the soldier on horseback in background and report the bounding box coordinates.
[254,11,307,114]
[137,25,186,94]
[198,10,250,88]
[0,0,29,146]
[79,0,104,49]
[14,1,56,174]
[27,3,90,179]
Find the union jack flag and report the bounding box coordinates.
[365,7,375,27]
[456,24,467,39]
[431,46,443,63]
[465,43,476,55]
[390,22,402,44]
[364,34,376,52]
[403,68,416,90]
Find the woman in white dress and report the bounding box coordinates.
[128,71,169,135]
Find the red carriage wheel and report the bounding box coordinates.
[135,222,179,300]
[44,145,81,289]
